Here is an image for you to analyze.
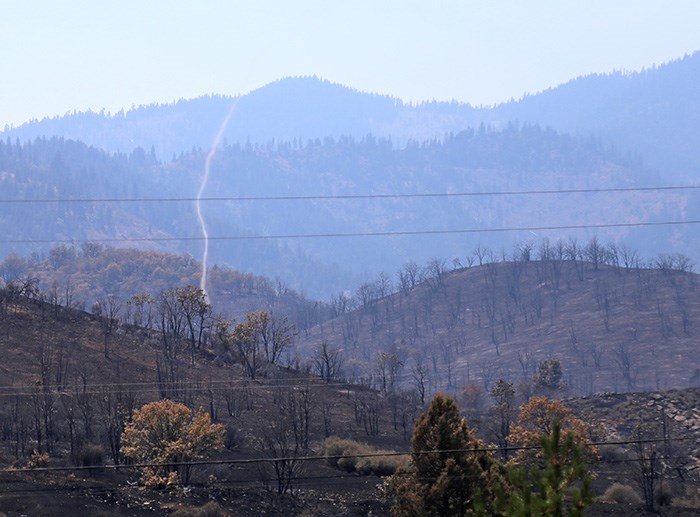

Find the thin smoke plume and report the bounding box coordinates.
[197,100,238,296]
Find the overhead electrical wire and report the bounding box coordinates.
[2,184,697,245]
[0,381,355,398]
[0,376,351,392]
[0,462,694,496]
[1,219,700,245]
[1,437,689,474]
[0,184,698,204]
[0,359,689,397]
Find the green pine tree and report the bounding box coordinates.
[495,420,593,516]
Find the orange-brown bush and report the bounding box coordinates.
[121,399,225,488]
[507,396,597,463]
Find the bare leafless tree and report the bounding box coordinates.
[257,420,305,495]
[312,341,344,381]
[176,285,211,365]
[411,357,429,405]
[614,343,636,391]
[398,261,421,292]
[375,351,404,395]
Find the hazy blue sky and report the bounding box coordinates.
[2,0,700,128]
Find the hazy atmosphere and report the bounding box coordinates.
[3,1,700,127]
[1,2,700,516]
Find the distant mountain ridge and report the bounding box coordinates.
[2,78,482,160]
[3,51,700,182]
[487,52,700,180]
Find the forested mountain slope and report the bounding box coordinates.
[2,129,694,299]
[4,52,700,183]
[0,137,355,297]
[0,245,330,330]
[489,51,700,180]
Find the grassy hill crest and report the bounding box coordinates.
[299,254,700,396]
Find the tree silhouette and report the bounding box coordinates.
[387,393,504,515]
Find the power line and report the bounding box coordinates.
[0,365,690,397]
[0,380,356,398]
[0,372,360,392]
[2,219,700,245]
[0,185,698,204]
[0,358,692,397]
[1,437,689,474]
[0,465,695,496]
[0,473,379,495]
[2,463,695,497]
[2,451,697,493]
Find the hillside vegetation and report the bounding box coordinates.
[299,246,699,397]
[0,244,330,330]
[2,126,693,298]
[0,288,409,515]
[1,257,699,515]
